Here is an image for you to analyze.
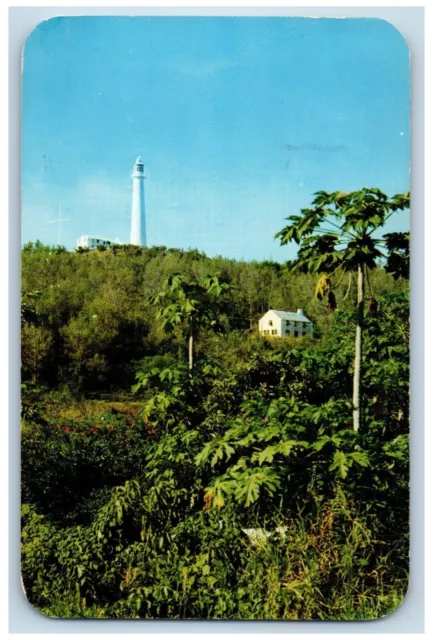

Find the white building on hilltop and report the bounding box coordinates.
[259,309,313,338]
[76,156,148,250]
[76,235,120,250]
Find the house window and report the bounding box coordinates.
[268,320,273,326]
[271,329,277,335]
[294,331,298,337]
[264,330,270,335]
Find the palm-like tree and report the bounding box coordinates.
[151,274,231,370]
[275,188,410,432]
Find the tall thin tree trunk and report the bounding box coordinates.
[353,263,364,432]
[188,319,194,370]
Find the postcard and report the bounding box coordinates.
[21,16,410,620]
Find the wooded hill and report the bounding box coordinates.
[21,242,406,395]
[21,239,409,620]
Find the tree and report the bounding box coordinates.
[275,188,410,432]
[150,274,231,370]
[21,324,53,384]
[22,240,68,254]
[21,289,42,325]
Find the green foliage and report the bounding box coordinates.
[275,188,409,432]
[275,188,409,294]
[23,240,67,254]
[383,233,410,279]
[150,273,232,368]
[21,241,406,390]
[21,240,409,620]
[21,324,53,384]
[21,290,42,325]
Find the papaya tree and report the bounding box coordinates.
[275,188,410,432]
[150,274,231,370]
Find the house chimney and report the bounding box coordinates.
[297,309,303,315]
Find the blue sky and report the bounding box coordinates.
[22,16,410,261]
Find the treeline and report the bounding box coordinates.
[21,242,406,394]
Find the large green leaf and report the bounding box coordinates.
[329,451,349,479]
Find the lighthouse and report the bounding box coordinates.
[130,156,147,246]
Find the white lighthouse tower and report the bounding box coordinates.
[130,156,147,246]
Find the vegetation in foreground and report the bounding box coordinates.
[21,191,409,619]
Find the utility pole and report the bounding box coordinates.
[48,201,69,246]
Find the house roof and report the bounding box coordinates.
[268,309,312,323]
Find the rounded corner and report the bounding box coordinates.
[21,16,63,67]
[370,577,411,622]
[19,572,54,619]
[372,17,411,58]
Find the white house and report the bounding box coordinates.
[76,235,120,250]
[259,309,313,338]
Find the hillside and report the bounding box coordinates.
[21,243,409,619]
[21,242,407,394]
